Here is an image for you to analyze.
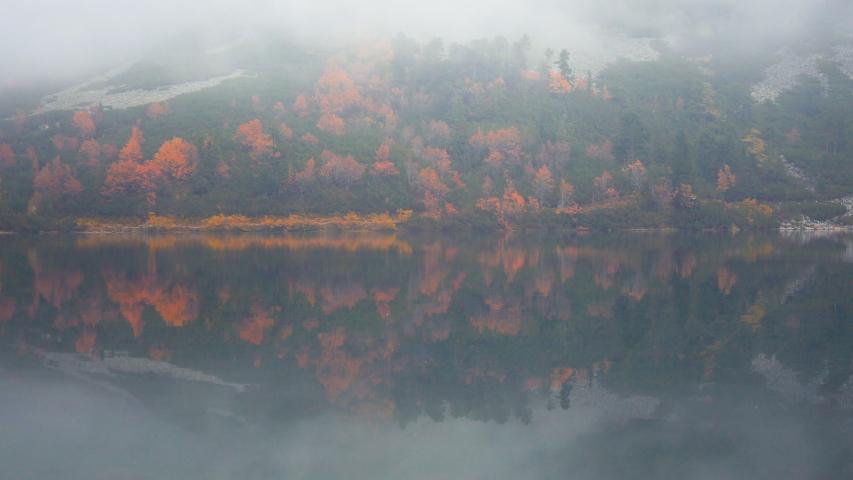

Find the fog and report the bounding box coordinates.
[3,371,850,480]
[3,0,853,85]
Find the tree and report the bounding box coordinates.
[427,120,450,145]
[294,95,310,116]
[537,141,571,169]
[152,137,198,181]
[103,160,162,204]
[316,113,346,135]
[593,171,613,204]
[73,110,96,139]
[422,147,451,180]
[651,178,675,211]
[0,143,15,166]
[469,127,522,169]
[146,102,170,120]
[279,123,293,140]
[717,164,736,192]
[78,139,101,166]
[34,156,83,201]
[549,72,572,94]
[234,119,273,163]
[371,144,400,176]
[556,49,572,81]
[301,133,319,146]
[417,166,450,219]
[558,179,575,211]
[294,158,316,192]
[314,63,363,115]
[119,126,145,163]
[532,165,555,205]
[319,151,365,189]
[622,160,647,193]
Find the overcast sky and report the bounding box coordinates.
[2,0,852,84]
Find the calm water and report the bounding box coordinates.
[1,231,852,479]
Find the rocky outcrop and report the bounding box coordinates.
[39,68,253,113]
[751,45,853,103]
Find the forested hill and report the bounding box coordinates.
[1,32,853,231]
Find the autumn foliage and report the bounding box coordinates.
[319,151,366,189]
[152,137,198,181]
[119,126,145,163]
[234,119,274,163]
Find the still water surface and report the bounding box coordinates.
[1,231,852,479]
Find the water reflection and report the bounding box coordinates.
[1,231,853,477]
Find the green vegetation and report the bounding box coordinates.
[1,33,852,231]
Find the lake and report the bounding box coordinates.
[1,231,852,479]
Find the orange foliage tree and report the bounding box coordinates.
[427,120,450,145]
[51,135,78,152]
[301,133,319,146]
[146,102,170,120]
[279,123,293,140]
[315,62,363,115]
[33,156,83,201]
[152,137,198,181]
[558,179,576,212]
[78,139,101,165]
[73,110,96,139]
[477,179,526,228]
[417,166,450,219]
[294,95,310,116]
[549,71,573,94]
[593,171,614,204]
[371,144,399,176]
[119,126,145,163]
[717,164,736,192]
[469,126,523,169]
[103,160,162,204]
[532,165,555,205]
[234,119,273,163]
[622,160,647,192]
[0,143,14,166]
[316,113,346,135]
[319,151,366,189]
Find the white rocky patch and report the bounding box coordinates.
[569,35,661,80]
[38,66,253,113]
[751,44,853,104]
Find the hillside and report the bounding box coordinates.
[1,31,853,232]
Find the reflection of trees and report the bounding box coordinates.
[3,232,853,427]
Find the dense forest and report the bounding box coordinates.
[1,31,852,231]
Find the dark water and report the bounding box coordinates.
[1,231,852,479]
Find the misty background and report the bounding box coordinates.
[3,0,853,86]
